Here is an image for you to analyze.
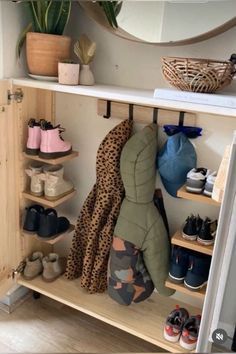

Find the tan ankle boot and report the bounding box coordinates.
[23,252,44,280]
[42,164,74,200]
[42,253,66,282]
[25,163,44,196]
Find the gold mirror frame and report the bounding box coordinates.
[79,2,236,46]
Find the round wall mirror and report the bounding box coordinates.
[79,1,236,46]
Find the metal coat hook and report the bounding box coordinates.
[153,108,158,124]
[129,104,134,121]
[178,111,185,126]
[103,100,111,119]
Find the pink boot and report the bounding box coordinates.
[26,119,41,155]
[39,125,72,159]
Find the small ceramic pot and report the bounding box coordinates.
[80,64,95,86]
[58,63,80,85]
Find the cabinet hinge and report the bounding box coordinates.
[12,260,26,279]
[7,88,24,104]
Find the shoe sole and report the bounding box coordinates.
[163,329,180,343]
[179,335,197,350]
[203,190,212,197]
[25,148,40,156]
[186,186,203,194]
[182,232,197,241]
[184,280,207,291]
[44,188,75,201]
[39,148,72,159]
[30,191,44,197]
[168,273,185,284]
[197,237,214,245]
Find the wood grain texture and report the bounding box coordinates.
[18,276,201,353]
[23,151,79,165]
[165,280,206,300]
[177,185,221,206]
[171,230,213,256]
[22,224,75,245]
[0,296,161,353]
[22,189,77,208]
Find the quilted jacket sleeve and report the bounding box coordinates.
[142,217,175,296]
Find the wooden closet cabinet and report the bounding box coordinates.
[1,78,235,353]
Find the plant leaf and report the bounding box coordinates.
[54,1,72,35]
[16,22,32,58]
[30,1,43,32]
[45,1,64,34]
[99,1,119,28]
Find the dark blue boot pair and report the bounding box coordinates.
[169,247,211,291]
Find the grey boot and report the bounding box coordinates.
[43,165,74,200]
[42,253,66,282]
[23,252,44,280]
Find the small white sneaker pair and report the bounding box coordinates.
[186,168,217,197]
[23,252,66,282]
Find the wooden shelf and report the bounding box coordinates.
[23,151,79,165]
[22,190,76,207]
[171,230,213,256]
[177,185,221,206]
[18,276,201,353]
[165,280,206,300]
[22,224,75,245]
[13,78,236,118]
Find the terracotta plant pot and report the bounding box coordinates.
[26,32,71,77]
[58,62,80,85]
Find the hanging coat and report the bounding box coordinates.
[65,119,133,293]
[108,124,174,305]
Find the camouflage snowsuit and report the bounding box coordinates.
[108,124,174,305]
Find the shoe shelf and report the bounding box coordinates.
[165,280,206,300]
[171,230,213,256]
[23,150,79,165]
[17,275,201,353]
[22,224,75,245]
[177,185,221,206]
[22,190,77,208]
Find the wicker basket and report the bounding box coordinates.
[162,56,235,93]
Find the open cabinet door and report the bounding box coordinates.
[197,132,236,352]
[0,79,22,298]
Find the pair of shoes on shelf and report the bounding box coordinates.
[25,163,74,200]
[23,251,66,282]
[186,167,217,197]
[26,118,72,159]
[23,205,70,239]
[169,247,211,291]
[164,305,201,350]
[182,214,217,245]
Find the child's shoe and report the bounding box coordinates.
[23,251,44,280]
[42,253,66,282]
[164,306,189,343]
[186,168,209,194]
[25,163,45,196]
[179,315,201,350]
[26,119,41,155]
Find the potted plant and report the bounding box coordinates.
[58,59,80,85]
[17,1,72,77]
[74,34,96,86]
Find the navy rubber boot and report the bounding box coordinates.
[184,254,211,290]
[169,247,190,283]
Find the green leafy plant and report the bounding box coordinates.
[74,34,96,65]
[17,1,72,57]
[99,1,122,28]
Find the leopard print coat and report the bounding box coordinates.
[65,119,133,293]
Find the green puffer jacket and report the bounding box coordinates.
[108,124,174,305]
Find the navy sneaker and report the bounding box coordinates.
[169,247,189,283]
[197,218,217,245]
[184,254,211,291]
[182,215,197,241]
